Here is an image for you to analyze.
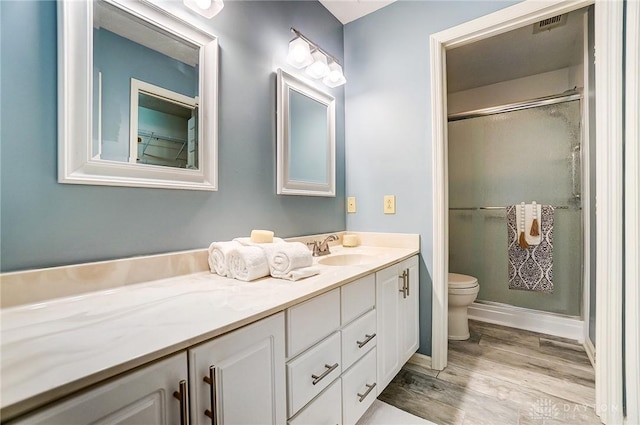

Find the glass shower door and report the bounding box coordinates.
[448,100,582,316]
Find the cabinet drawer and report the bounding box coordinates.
[287,288,340,358]
[341,348,377,425]
[287,332,342,417]
[341,274,375,326]
[288,378,342,425]
[341,309,376,371]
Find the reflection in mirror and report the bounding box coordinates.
[130,79,198,169]
[289,90,328,183]
[277,69,336,197]
[94,0,198,168]
[59,0,218,190]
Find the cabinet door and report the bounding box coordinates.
[399,255,420,364]
[10,353,188,425]
[375,264,401,392]
[189,312,286,425]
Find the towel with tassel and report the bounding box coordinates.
[516,202,542,246]
[507,204,555,292]
[258,242,318,281]
[226,246,270,281]
[208,241,242,276]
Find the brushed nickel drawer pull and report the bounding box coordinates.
[356,333,376,348]
[399,270,408,298]
[405,268,410,296]
[172,380,189,425]
[311,363,339,385]
[203,365,217,425]
[357,382,377,402]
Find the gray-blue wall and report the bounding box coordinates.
[0,0,345,272]
[343,0,519,355]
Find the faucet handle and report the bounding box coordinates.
[307,241,320,256]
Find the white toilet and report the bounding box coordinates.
[448,273,480,340]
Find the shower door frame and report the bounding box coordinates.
[429,0,627,423]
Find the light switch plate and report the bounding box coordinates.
[384,195,395,214]
[347,197,357,213]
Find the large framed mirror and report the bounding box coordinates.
[58,0,218,190]
[276,69,336,197]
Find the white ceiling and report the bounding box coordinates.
[319,0,396,24]
[318,2,586,94]
[446,9,586,93]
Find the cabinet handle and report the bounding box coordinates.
[357,382,377,402]
[356,333,376,348]
[172,380,189,425]
[399,270,407,299]
[203,365,217,425]
[311,363,339,385]
[405,268,410,296]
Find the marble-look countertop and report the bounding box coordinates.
[0,241,418,419]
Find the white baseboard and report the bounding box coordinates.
[584,337,596,368]
[408,352,433,369]
[468,301,585,343]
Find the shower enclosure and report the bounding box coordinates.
[448,96,583,317]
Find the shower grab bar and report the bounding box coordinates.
[449,206,575,210]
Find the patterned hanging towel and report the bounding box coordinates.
[506,205,554,292]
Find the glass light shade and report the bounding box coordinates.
[323,62,346,88]
[286,38,313,69]
[183,0,224,18]
[305,51,330,79]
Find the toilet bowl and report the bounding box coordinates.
[448,273,479,340]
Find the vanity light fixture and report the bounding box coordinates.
[323,61,347,88]
[183,0,224,18]
[287,37,314,69]
[286,27,346,87]
[306,51,330,79]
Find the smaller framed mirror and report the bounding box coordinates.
[276,69,336,197]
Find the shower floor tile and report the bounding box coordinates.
[378,320,600,425]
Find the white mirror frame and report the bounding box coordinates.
[58,0,218,190]
[276,69,336,197]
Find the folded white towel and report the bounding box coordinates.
[258,242,313,279]
[516,202,542,245]
[226,246,270,281]
[233,237,286,246]
[208,241,242,276]
[278,266,320,281]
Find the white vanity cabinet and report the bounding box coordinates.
[376,255,420,392]
[286,274,378,425]
[189,312,286,425]
[9,353,189,425]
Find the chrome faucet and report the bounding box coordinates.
[307,234,339,257]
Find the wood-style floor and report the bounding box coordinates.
[379,320,601,425]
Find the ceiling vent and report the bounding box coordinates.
[533,14,568,34]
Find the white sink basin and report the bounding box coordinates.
[318,254,376,266]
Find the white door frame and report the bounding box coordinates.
[429,1,625,423]
[624,0,640,423]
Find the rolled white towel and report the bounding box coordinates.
[227,246,270,281]
[208,241,242,276]
[259,242,313,278]
[233,237,285,246]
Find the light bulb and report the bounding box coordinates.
[195,0,212,9]
[287,38,313,69]
[305,51,329,79]
[322,61,346,87]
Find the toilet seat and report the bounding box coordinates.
[448,273,478,289]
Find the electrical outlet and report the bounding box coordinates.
[384,195,395,214]
[347,197,357,213]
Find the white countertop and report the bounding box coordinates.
[0,243,418,419]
